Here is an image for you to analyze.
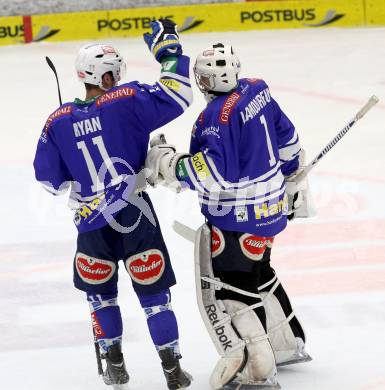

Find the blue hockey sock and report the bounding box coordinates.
[138,289,180,356]
[87,293,123,354]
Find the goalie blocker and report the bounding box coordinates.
[195,224,311,389]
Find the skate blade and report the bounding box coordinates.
[223,382,281,390]
[277,354,313,368]
[112,384,129,390]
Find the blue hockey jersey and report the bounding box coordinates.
[34,55,192,233]
[176,78,301,237]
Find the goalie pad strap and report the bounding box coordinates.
[269,312,296,334]
[227,301,265,319]
[259,274,278,290]
[201,276,261,299]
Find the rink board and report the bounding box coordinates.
[0,0,384,46]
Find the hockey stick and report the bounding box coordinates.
[173,220,196,243]
[45,56,63,105]
[294,95,379,184]
[92,326,104,376]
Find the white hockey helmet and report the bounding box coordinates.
[194,43,241,96]
[75,43,126,90]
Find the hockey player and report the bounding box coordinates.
[145,43,312,389]
[33,20,192,390]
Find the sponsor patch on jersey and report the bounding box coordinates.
[161,59,177,73]
[211,226,225,258]
[239,234,274,261]
[44,105,73,133]
[202,126,220,139]
[75,253,116,284]
[125,249,165,285]
[96,87,136,107]
[219,92,241,124]
[91,312,106,338]
[235,206,249,222]
[159,78,181,91]
[254,196,288,220]
[176,159,189,179]
[191,152,211,181]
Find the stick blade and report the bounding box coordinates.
[172,220,196,243]
[45,56,55,71]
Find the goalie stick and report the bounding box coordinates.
[172,95,380,242]
[294,95,379,184]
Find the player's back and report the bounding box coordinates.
[187,77,299,236]
[48,84,148,201]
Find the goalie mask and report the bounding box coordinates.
[75,43,126,90]
[194,43,241,100]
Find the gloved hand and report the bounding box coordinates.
[145,134,190,192]
[143,19,182,62]
[285,171,317,220]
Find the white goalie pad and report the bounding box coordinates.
[222,299,278,388]
[259,276,311,366]
[195,224,278,389]
[195,224,246,389]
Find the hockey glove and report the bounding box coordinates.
[143,19,182,62]
[145,134,190,192]
[285,172,317,220]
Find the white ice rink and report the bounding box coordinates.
[1,27,385,390]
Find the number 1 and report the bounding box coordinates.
[260,115,276,167]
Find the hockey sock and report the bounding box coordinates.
[87,293,123,354]
[137,289,180,357]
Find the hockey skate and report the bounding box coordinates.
[276,338,312,368]
[222,372,281,390]
[159,348,193,390]
[102,344,130,390]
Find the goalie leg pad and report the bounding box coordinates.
[222,299,278,386]
[258,267,311,366]
[195,224,247,389]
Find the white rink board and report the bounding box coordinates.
[0,28,385,390]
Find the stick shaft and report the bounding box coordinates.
[295,95,379,183]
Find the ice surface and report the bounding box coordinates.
[0,27,385,390]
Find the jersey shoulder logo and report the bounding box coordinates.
[44,104,73,133]
[219,92,241,124]
[96,86,136,107]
